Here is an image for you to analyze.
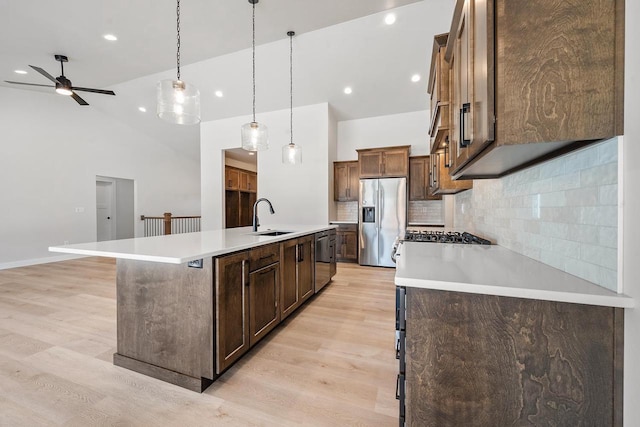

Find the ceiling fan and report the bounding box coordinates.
[4,54,115,105]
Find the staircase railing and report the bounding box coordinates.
[140,213,201,237]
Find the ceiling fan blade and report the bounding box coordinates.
[29,65,59,83]
[72,87,115,96]
[4,80,54,88]
[70,92,89,106]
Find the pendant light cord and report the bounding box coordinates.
[252,1,256,122]
[290,32,293,146]
[176,0,181,81]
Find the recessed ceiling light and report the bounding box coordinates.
[385,13,396,25]
[104,34,118,41]
[248,152,255,156]
[215,90,224,98]
[138,107,147,112]
[344,87,353,95]
[411,74,421,82]
[14,69,27,75]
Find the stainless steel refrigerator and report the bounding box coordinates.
[358,177,407,267]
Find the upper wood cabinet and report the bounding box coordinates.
[357,146,410,178]
[444,0,623,179]
[428,34,451,154]
[334,161,359,201]
[428,149,472,195]
[409,156,442,201]
[225,166,257,193]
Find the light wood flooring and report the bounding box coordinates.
[0,258,398,426]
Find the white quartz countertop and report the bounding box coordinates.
[329,220,358,224]
[394,241,633,308]
[49,225,336,265]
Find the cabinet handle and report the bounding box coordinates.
[297,244,304,262]
[242,259,248,286]
[228,179,232,187]
[396,374,401,400]
[460,102,471,147]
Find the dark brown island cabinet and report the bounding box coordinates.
[114,231,334,393]
[442,0,624,180]
[396,287,623,427]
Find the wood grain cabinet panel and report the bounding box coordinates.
[116,259,214,381]
[225,166,258,228]
[428,34,451,154]
[335,224,358,263]
[214,251,250,374]
[428,150,472,195]
[225,168,240,190]
[444,0,623,179]
[249,263,280,346]
[280,236,315,320]
[357,146,410,178]
[404,288,623,426]
[409,156,442,201]
[334,161,359,201]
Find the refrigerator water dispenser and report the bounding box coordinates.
[362,207,375,223]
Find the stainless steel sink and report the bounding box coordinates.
[253,230,293,236]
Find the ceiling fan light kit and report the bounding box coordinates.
[241,0,269,152]
[156,0,201,125]
[4,53,115,105]
[282,31,301,165]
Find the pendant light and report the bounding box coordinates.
[157,0,201,125]
[282,31,302,165]
[241,0,269,151]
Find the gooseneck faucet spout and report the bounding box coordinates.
[252,198,275,232]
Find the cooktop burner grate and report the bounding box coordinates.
[403,230,491,245]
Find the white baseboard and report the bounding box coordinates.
[0,254,88,271]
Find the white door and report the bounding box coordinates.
[96,180,114,241]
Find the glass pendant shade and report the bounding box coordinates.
[241,121,269,151]
[282,143,302,165]
[157,79,201,125]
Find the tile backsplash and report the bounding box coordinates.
[454,138,618,291]
[409,200,444,225]
[336,201,358,222]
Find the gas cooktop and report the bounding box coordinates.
[403,230,491,245]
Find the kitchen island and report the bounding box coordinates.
[50,225,336,392]
[394,241,632,426]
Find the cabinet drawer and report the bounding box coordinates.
[337,224,357,232]
[250,243,280,272]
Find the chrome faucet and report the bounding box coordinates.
[252,198,275,232]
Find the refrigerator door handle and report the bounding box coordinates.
[378,186,383,227]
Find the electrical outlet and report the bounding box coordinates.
[63,240,69,245]
[188,259,203,269]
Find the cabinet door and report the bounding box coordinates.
[225,168,240,190]
[409,157,427,201]
[334,163,348,201]
[347,162,359,201]
[359,151,383,178]
[429,154,439,196]
[382,148,409,177]
[239,171,249,191]
[246,173,257,193]
[343,231,358,261]
[450,0,472,171]
[298,235,315,304]
[239,192,252,227]
[225,190,240,228]
[214,251,250,374]
[335,231,345,259]
[249,263,280,346]
[280,239,300,320]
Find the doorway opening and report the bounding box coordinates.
[224,149,258,228]
[96,176,135,241]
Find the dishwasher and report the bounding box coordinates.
[315,229,336,292]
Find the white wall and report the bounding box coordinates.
[337,110,430,161]
[201,103,332,230]
[0,87,201,269]
[624,0,640,423]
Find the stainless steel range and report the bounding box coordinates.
[391,230,491,263]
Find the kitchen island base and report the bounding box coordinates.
[402,288,623,426]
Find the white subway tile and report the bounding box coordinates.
[565,187,598,207]
[580,162,617,187]
[598,184,617,205]
[598,226,618,248]
[580,206,617,226]
[581,243,617,270]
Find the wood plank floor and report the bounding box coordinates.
[0,258,398,426]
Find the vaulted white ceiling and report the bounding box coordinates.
[1,0,455,159]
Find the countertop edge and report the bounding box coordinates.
[394,277,635,308]
[49,226,337,264]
